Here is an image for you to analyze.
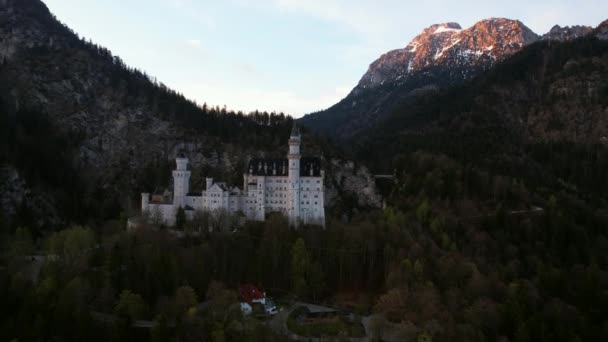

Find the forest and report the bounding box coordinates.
[2,148,608,341]
[1,2,608,341]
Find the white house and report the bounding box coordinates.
[141,124,325,227]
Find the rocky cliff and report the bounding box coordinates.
[542,24,593,41]
[595,19,608,40]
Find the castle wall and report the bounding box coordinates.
[145,203,177,226]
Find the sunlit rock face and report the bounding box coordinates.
[542,24,593,42]
[358,18,538,90]
[595,19,608,40]
[301,18,540,140]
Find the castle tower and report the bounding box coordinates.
[172,156,190,208]
[206,177,213,190]
[288,123,301,225]
[141,193,149,213]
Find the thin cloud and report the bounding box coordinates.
[236,63,261,76]
[271,0,392,38]
[186,39,203,49]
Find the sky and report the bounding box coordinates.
[43,0,607,117]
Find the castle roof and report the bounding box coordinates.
[248,157,322,177]
[207,182,229,192]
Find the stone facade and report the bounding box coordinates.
[141,126,325,227]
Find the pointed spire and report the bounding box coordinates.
[291,121,300,137]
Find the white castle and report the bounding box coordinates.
[141,125,325,227]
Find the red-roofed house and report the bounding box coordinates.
[239,284,266,305]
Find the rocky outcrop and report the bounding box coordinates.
[542,25,593,41]
[325,159,382,209]
[0,166,60,228]
[595,19,608,40]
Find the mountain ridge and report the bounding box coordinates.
[357,18,538,91]
[300,17,602,141]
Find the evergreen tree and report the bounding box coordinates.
[291,238,310,298]
[175,207,186,231]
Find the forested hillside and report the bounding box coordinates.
[340,32,608,341]
[301,18,541,141]
[0,0,379,231]
[356,35,608,201]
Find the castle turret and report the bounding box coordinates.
[288,123,301,226]
[141,193,149,212]
[172,156,190,207]
[206,177,213,190]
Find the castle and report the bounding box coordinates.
[141,125,325,227]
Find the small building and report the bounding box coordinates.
[239,284,278,316]
[298,303,341,320]
[239,284,266,306]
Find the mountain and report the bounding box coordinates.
[300,18,602,142]
[354,30,608,201]
[542,24,593,41]
[0,0,380,230]
[358,19,538,90]
[2,4,608,341]
[595,19,608,40]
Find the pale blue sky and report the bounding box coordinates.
[43,0,607,117]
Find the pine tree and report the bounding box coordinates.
[291,238,310,298]
[176,207,186,230]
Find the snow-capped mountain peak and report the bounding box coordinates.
[358,18,538,89]
[430,22,462,35]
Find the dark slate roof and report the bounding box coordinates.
[249,158,288,176]
[217,183,228,191]
[300,157,322,177]
[248,157,322,177]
